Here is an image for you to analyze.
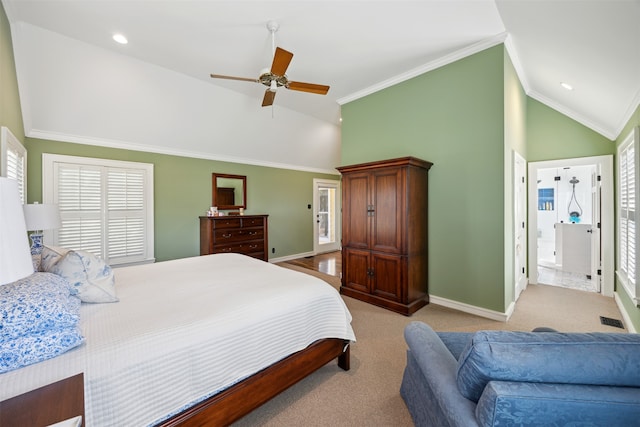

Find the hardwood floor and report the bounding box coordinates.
[284,251,341,277]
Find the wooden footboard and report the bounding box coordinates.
[0,373,84,427]
[0,339,349,427]
[159,338,350,426]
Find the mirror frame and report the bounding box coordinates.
[212,173,247,210]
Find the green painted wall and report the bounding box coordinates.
[527,98,614,161]
[341,45,506,312]
[0,3,24,141]
[25,138,338,262]
[615,104,640,331]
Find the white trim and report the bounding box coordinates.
[528,155,614,297]
[337,32,508,106]
[269,251,315,264]
[616,128,640,306]
[28,129,340,176]
[614,292,638,333]
[429,295,513,322]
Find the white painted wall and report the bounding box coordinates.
[12,23,341,173]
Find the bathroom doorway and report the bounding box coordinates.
[528,155,614,297]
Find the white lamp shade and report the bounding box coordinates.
[0,177,34,285]
[23,203,62,231]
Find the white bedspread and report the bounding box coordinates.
[0,254,355,426]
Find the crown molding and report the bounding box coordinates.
[337,32,509,106]
[26,129,340,175]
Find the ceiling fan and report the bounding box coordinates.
[210,21,330,107]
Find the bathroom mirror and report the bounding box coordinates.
[212,173,246,210]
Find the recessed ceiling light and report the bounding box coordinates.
[113,34,128,45]
[560,82,573,91]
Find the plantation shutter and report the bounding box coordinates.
[55,163,104,258]
[107,168,146,263]
[47,155,154,266]
[1,127,27,204]
[619,138,636,286]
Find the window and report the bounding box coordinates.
[1,127,27,203]
[43,154,154,266]
[617,127,640,305]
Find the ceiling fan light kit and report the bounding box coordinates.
[210,20,329,107]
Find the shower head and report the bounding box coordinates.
[569,176,579,185]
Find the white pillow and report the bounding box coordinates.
[40,246,70,272]
[47,250,118,303]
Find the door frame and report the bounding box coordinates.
[513,151,527,300]
[313,178,341,254]
[527,155,614,297]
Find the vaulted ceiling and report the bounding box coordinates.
[3,1,639,172]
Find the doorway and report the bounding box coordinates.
[313,179,341,254]
[528,155,614,297]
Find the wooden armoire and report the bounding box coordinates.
[337,157,432,316]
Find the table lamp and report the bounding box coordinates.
[23,202,62,255]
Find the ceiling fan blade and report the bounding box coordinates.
[271,47,293,76]
[210,74,258,83]
[287,81,330,95]
[262,89,276,107]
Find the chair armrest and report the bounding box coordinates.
[404,322,478,424]
[477,380,640,426]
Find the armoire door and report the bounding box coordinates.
[370,167,404,254]
[342,247,370,293]
[341,171,370,249]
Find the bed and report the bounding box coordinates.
[0,252,355,426]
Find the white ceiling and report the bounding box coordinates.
[3,1,639,171]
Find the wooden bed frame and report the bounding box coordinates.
[0,338,350,427]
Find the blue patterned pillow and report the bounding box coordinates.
[0,326,84,373]
[0,273,81,341]
[47,250,118,303]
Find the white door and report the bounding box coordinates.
[591,166,602,292]
[514,151,527,300]
[313,179,341,254]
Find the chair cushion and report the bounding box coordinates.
[457,330,640,402]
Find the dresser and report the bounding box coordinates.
[199,215,269,261]
[338,157,432,316]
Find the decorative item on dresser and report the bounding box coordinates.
[337,157,433,316]
[200,215,269,260]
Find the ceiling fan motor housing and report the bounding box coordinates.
[259,69,288,90]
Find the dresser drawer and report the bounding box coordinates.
[213,241,264,256]
[213,228,264,243]
[212,218,243,229]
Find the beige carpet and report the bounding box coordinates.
[232,263,627,427]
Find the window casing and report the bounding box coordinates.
[43,154,154,266]
[1,127,27,203]
[617,127,640,306]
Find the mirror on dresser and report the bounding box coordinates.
[212,173,247,210]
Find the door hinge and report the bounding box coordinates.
[521,176,525,183]
[597,222,601,229]
[522,267,525,274]
[522,221,525,229]
[597,269,602,276]
[554,176,561,181]
[597,175,601,181]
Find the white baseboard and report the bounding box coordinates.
[429,295,510,322]
[614,292,638,333]
[269,251,314,264]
